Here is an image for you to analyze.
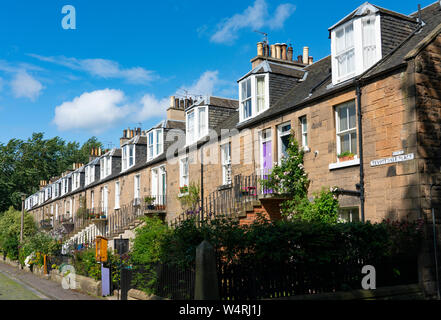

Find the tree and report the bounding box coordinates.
[0,133,102,212]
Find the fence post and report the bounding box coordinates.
[195,240,219,300]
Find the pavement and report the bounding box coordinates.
[0,262,103,300]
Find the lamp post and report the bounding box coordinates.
[20,193,26,243]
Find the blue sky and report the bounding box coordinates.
[0,0,434,148]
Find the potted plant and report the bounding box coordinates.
[144,196,156,210]
[179,185,189,195]
[338,151,355,162]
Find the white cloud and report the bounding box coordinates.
[53,89,131,133]
[10,71,44,101]
[178,71,220,97]
[268,3,296,29]
[210,0,296,44]
[28,54,155,84]
[136,94,170,120]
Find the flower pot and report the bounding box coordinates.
[339,155,354,162]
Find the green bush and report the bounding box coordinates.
[0,206,37,260]
[18,232,62,267]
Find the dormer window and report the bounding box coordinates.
[331,3,382,85]
[239,74,269,122]
[72,172,81,191]
[100,156,112,179]
[85,165,95,185]
[186,107,208,145]
[335,22,355,80]
[147,129,163,161]
[122,144,135,170]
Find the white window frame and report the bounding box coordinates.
[277,122,291,164]
[179,157,189,189]
[122,144,136,171]
[238,73,270,123]
[300,116,309,151]
[338,207,360,223]
[331,14,382,85]
[91,190,95,209]
[221,142,232,185]
[335,101,358,162]
[186,107,209,145]
[134,174,141,200]
[100,156,112,179]
[147,129,164,161]
[115,181,120,209]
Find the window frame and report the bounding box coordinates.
[115,181,120,209]
[277,122,291,164]
[221,142,232,185]
[186,107,209,145]
[335,100,358,161]
[147,129,164,161]
[238,73,270,123]
[179,157,189,189]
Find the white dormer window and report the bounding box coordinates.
[335,22,355,80]
[147,129,163,161]
[85,165,95,186]
[72,172,81,191]
[186,107,209,145]
[239,74,269,122]
[100,156,112,179]
[331,4,382,85]
[122,144,136,170]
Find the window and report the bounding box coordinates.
[91,190,95,209]
[147,129,163,161]
[101,186,108,215]
[239,74,269,122]
[277,122,291,163]
[187,111,195,143]
[115,181,120,209]
[221,143,232,185]
[72,172,80,191]
[198,107,207,137]
[336,101,357,159]
[85,165,95,185]
[122,144,135,170]
[362,16,376,70]
[151,166,166,205]
[179,157,189,189]
[241,78,252,120]
[186,108,208,145]
[134,175,140,200]
[256,76,265,113]
[299,116,308,149]
[335,22,355,79]
[100,156,111,179]
[338,207,360,223]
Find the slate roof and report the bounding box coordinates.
[238,60,306,82]
[187,96,238,111]
[237,1,441,129]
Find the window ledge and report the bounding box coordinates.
[329,158,360,170]
[178,192,189,198]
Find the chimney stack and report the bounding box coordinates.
[308,56,314,65]
[303,47,309,65]
[166,95,186,121]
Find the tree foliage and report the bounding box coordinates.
[0,133,102,212]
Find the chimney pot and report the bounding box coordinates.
[275,43,282,59]
[309,56,313,65]
[303,47,309,65]
[270,44,276,58]
[170,96,175,108]
[281,43,287,60]
[287,46,293,61]
[297,55,303,63]
[257,42,264,56]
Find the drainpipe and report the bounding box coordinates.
[200,145,204,218]
[356,82,365,223]
[429,183,441,300]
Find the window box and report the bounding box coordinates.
[329,158,360,170]
[338,152,355,162]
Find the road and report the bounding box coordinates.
[0,262,102,300]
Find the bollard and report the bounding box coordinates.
[195,240,219,300]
